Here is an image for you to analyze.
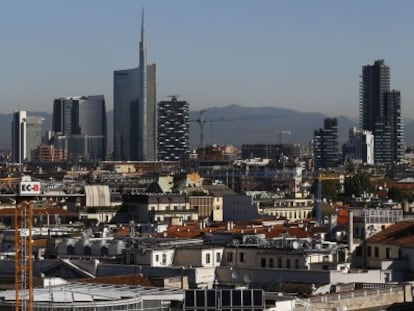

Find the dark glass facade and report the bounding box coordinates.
[157,96,189,161]
[52,95,107,161]
[113,14,157,161]
[313,118,339,169]
[360,60,404,164]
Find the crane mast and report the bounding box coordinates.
[14,201,33,311]
[190,110,288,148]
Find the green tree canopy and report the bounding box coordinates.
[344,173,373,197]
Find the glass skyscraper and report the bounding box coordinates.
[11,110,43,163]
[52,95,107,161]
[313,118,339,170]
[360,60,404,164]
[113,11,157,161]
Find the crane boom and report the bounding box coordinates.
[190,111,288,148]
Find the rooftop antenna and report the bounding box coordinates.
[166,95,181,101]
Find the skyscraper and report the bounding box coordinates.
[313,118,339,170]
[342,128,374,165]
[360,60,404,164]
[157,96,189,161]
[113,10,157,161]
[11,110,43,163]
[52,95,107,161]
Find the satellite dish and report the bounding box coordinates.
[292,241,299,249]
[243,273,253,284]
[231,270,240,280]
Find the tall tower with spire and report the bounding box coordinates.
[113,9,156,161]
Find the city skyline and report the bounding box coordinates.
[1,1,414,118]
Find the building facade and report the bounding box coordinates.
[360,59,404,164]
[11,111,43,163]
[52,95,107,161]
[241,144,300,160]
[313,118,339,169]
[157,96,189,161]
[113,13,157,161]
[342,127,374,165]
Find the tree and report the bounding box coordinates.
[344,173,373,197]
[388,186,406,203]
[311,179,339,201]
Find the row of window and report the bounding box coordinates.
[266,210,310,219]
[260,257,300,269]
[205,252,221,264]
[150,205,188,211]
[367,246,392,259]
[226,251,303,269]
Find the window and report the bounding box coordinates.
[261,258,266,268]
[239,252,245,263]
[374,247,379,258]
[206,253,211,264]
[278,257,282,268]
[286,259,291,269]
[155,254,159,262]
[269,258,274,268]
[367,246,372,257]
[216,252,221,263]
[386,248,391,259]
[295,259,299,269]
[162,253,167,265]
[227,252,233,263]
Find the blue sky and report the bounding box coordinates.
[1,0,414,118]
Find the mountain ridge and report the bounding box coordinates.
[1,105,412,150]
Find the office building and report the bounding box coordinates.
[241,144,300,160]
[11,110,43,163]
[343,128,374,165]
[113,11,157,161]
[52,95,107,161]
[313,118,339,169]
[360,59,404,164]
[157,96,189,161]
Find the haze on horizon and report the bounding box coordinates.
[1,0,413,119]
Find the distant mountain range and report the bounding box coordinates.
[1,105,413,150]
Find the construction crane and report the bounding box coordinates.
[315,175,341,225]
[190,110,288,148]
[278,130,291,144]
[14,201,33,311]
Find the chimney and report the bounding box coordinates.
[348,210,354,254]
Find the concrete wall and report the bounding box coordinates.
[215,266,331,287]
[302,286,411,311]
[330,269,385,284]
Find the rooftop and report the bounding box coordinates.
[366,221,414,247]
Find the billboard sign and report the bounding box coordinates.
[20,182,41,196]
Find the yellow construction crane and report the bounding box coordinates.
[315,174,341,225]
[190,110,289,148]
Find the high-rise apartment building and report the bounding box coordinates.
[52,95,107,161]
[313,118,339,170]
[11,111,43,163]
[157,96,189,161]
[113,11,157,161]
[360,60,404,164]
[342,128,374,165]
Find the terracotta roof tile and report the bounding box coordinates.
[366,222,414,247]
